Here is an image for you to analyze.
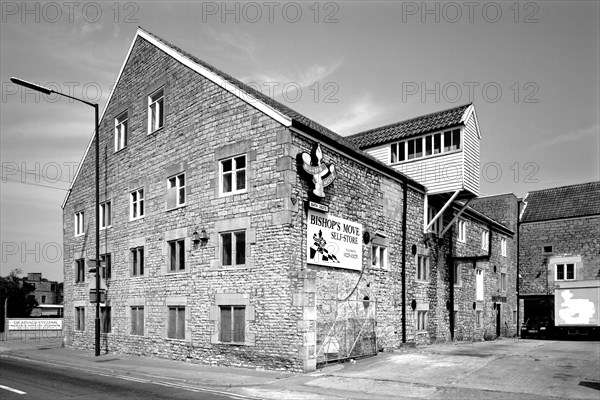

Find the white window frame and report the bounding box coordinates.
[417,310,428,331]
[130,188,144,220]
[481,230,489,251]
[371,244,388,270]
[219,154,247,196]
[167,173,186,209]
[555,263,576,281]
[100,200,112,230]
[219,305,246,343]
[148,88,164,134]
[476,269,484,301]
[457,219,466,243]
[427,206,442,235]
[74,211,84,236]
[130,306,144,336]
[501,237,507,257]
[167,306,186,341]
[220,230,246,268]
[388,129,461,165]
[168,239,185,273]
[416,254,430,282]
[114,111,128,151]
[131,246,144,277]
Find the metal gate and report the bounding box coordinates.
[316,299,377,364]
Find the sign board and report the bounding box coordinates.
[555,285,599,327]
[89,290,106,303]
[8,319,63,331]
[308,201,329,213]
[307,209,362,271]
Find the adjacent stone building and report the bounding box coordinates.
[62,28,518,371]
[519,182,600,329]
[22,273,63,305]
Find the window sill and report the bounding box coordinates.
[415,279,430,284]
[114,146,127,154]
[165,337,187,342]
[391,148,462,166]
[130,275,145,278]
[100,226,112,231]
[219,190,248,198]
[217,266,249,271]
[216,341,248,346]
[167,269,189,274]
[130,216,145,222]
[148,126,164,136]
[166,205,186,212]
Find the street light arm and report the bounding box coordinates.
[11,77,97,108]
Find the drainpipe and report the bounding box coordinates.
[516,200,521,335]
[401,180,408,343]
[448,224,454,341]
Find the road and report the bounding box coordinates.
[0,357,245,400]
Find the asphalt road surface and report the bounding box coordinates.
[0,357,245,400]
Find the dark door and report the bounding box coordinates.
[496,304,501,337]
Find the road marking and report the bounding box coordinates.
[0,384,26,394]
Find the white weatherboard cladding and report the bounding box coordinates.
[463,114,480,196]
[307,209,362,271]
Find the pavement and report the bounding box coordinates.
[1,332,599,399]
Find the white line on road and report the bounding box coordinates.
[0,384,26,395]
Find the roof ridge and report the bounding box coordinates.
[347,102,472,140]
[529,180,600,195]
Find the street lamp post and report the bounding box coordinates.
[11,77,101,357]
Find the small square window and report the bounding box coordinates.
[416,255,430,282]
[41,295,46,304]
[74,211,84,236]
[75,259,85,283]
[220,305,246,343]
[167,306,185,340]
[148,88,164,134]
[371,245,388,270]
[167,173,186,209]
[130,188,145,220]
[542,245,553,254]
[221,230,246,267]
[556,263,575,281]
[131,247,144,276]
[168,239,185,272]
[220,155,247,196]
[100,200,112,229]
[115,111,128,151]
[130,306,144,336]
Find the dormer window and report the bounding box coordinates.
[390,128,461,164]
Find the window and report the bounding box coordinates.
[114,111,128,151]
[148,88,164,133]
[220,305,245,343]
[444,129,461,152]
[500,272,507,292]
[513,310,517,324]
[130,306,144,336]
[41,295,46,304]
[74,211,84,236]
[433,133,441,154]
[453,263,461,286]
[453,311,459,324]
[476,269,484,301]
[542,245,554,254]
[101,307,111,333]
[167,306,185,340]
[417,310,428,331]
[476,310,483,327]
[131,247,144,276]
[220,155,247,195]
[167,173,185,209]
[390,141,406,163]
[221,230,246,267]
[100,200,112,229]
[75,306,85,331]
[427,206,442,235]
[100,253,112,280]
[130,188,144,220]
[168,239,185,272]
[501,238,507,257]
[425,135,433,156]
[556,263,575,281]
[481,230,489,251]
[75,258,85,283]
[458,220,466,243]
[371,245,388,269]
[416,255,430,282]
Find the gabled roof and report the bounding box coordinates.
[520,181,600,223]
[347,103,474,149]
[62,28,425,208]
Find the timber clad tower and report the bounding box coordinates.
[63,28,518,371]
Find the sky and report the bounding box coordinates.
[1,1,599,282]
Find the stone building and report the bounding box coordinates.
[519,181,600,326]
[62,28,517,372]
[22,273,63,305]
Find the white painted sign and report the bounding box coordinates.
[8,319,63,331]
[307,209,362,271]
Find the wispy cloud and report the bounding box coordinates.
[536,124,599,148]
[249,59,343,90]
[326,95,384,135]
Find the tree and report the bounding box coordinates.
[1,269,39,331]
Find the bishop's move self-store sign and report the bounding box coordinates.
[307,209,363,271]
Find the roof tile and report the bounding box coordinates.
[521,181,600,222]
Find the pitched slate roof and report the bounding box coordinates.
[347,103,472,149]
[521,181,600,223]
